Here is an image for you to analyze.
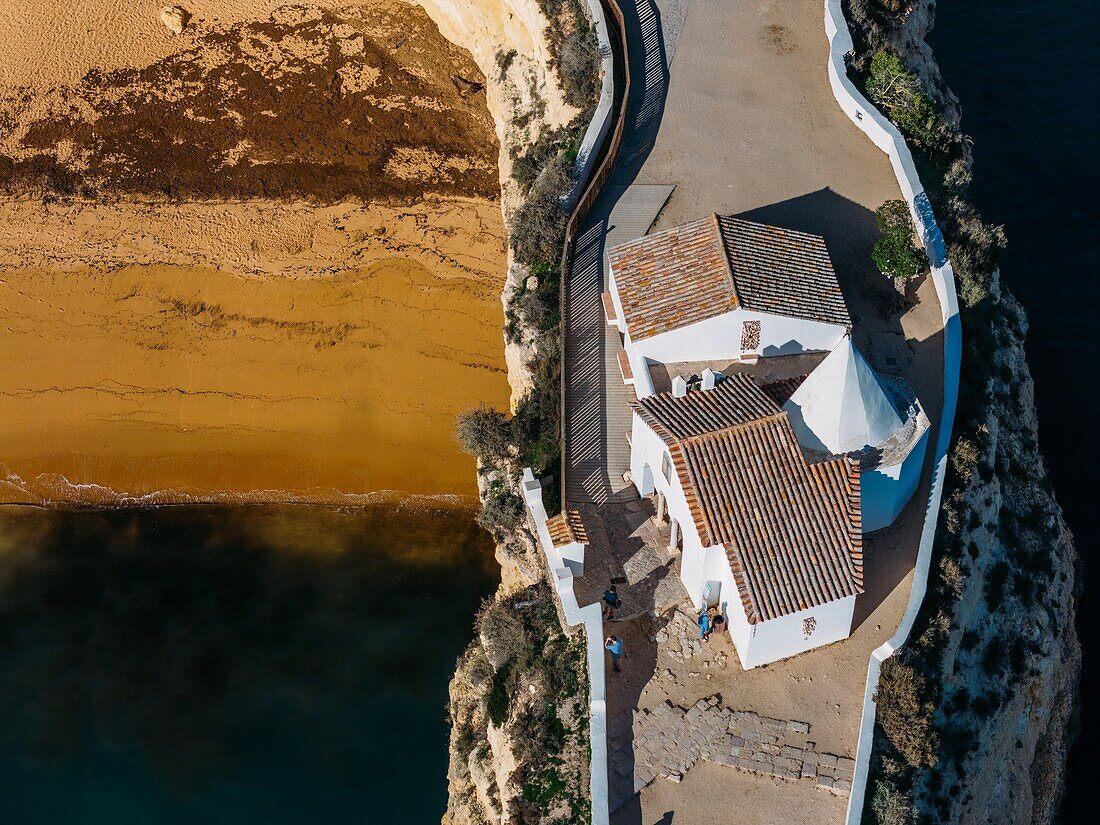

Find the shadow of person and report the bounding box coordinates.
[604,555,675,823]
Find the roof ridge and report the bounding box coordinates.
[676,409,788,447]
[712,212,740,307]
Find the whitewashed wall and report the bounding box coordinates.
[862,428,930,532]
[629,308,845,373]
[744,596,857,669]
[521,469,610,825]
[822,3,963,823]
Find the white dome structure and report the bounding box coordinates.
[782,337,904,454]
[783,337,930,532]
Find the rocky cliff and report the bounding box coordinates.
[429,1,598,823]
[844,2,1081,823]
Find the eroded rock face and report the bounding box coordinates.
[159,6,190,35]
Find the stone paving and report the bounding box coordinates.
[608,696,854,812]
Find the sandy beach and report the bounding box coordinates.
[0,0,511,502]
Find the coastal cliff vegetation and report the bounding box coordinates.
[446,2,603,823]
[844,2,1080,823]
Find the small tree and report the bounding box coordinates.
[872,199,924,280]
[876,656,939,768]
[864,51,949,153]
[456,406,512,465]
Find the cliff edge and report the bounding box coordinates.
[844,2,1081,823]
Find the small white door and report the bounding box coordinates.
[702,580,721,608]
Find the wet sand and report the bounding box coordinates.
[0,0,511,503]
[0,256,508,502]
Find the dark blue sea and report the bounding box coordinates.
[929,2,1098,821]
[0,504,497,823]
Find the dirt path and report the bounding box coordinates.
[557,1,946,823]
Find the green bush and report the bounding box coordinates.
[478,480,527,534]
[539,0,600,111]
[871,779,913,825]
[456,406,513,465]
[864,51,950,153]
[510,154,572,266]
[871,199,924,280]
[487,660,513,727]
[876,656,938,768]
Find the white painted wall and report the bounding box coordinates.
[521,469,609,825]
[862,427,930,532]
[742,596,857,669]
[567,0,616,208]
[631,308,845,368]
[823,4,963,823]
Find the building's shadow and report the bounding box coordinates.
[738,188,948,633]
[610,0,672,189]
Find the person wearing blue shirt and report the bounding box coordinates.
[602,585,622,619]
[698,610,711,642]
[605,635,623,672]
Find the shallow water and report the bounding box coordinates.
[0,503,499,822]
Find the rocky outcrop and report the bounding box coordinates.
[845,2,1081,823]
[159,6,190,36]
[915,275,1079,825]
[436,2,596,823]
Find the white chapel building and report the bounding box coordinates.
[603,213,930,667]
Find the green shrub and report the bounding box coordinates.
[871,199,924,280]
[456,406,513,465]
[876,656,938,768]
[496,48,517,81]
[871,779,913,825]
[539,0,600,111]
[510,153,572,266]
[487,660,513,727]
[478,481,527,534]
[864,51,951,153]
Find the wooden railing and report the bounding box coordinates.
[558,0,632,510]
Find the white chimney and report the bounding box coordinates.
[701,368,719,390]
[672,375,688,398]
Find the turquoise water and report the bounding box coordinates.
[0,504,498,823]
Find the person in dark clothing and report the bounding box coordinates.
[602,585,622,619]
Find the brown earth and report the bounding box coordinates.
[0,1,512,503]
[0,2,498,202]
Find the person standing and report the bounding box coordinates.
[605,635,623,672]
[602,585,622,620]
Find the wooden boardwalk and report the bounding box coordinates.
[562,0,672,509]
[563,184,673,506]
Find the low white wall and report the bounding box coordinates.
[521,469,610,825]
[823,3,963,823]
[567,0,617,208]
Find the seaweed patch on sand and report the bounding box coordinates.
[0,2,497,201]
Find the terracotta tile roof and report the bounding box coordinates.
[633,374,779,440]
[674,415,863,622]
[607,214,851,341]
[634,381,862,622]
[759,375,808,407]
[717,216,851,328]
[546,510,589,548]
[608,214,738,341]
